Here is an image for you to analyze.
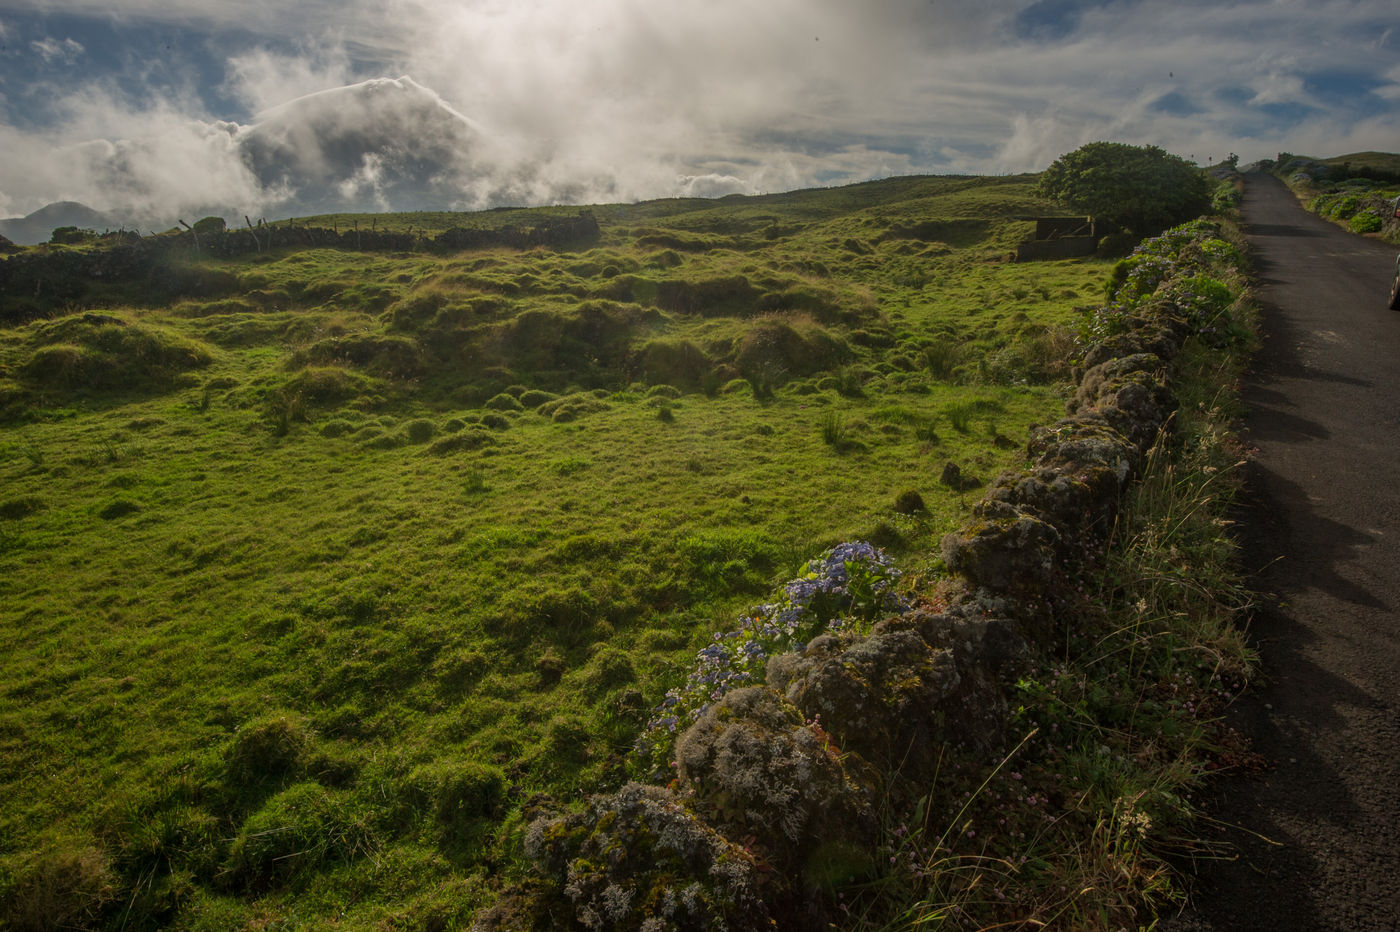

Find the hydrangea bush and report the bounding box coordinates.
[1083,220,1242,347]
[639,541,905,773]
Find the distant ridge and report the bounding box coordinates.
[0,201,134,246]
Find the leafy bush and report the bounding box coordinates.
[1350,209,1383,234]
[1037,142,1211,236]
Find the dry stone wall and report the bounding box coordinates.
[476,219,1245,931]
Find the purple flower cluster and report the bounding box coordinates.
[639,541,905,772]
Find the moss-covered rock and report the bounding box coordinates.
[767,629,959,771]
[519,782,770,932]
[674,687,875,856]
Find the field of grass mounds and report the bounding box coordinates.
[0,174,1125,928]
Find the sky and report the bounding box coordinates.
[0,0,1396,224]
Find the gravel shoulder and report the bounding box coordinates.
[1167,173,1400,931]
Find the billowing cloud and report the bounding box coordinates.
[0,0,1395,227]
[0,89,265,222]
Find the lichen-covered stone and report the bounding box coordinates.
[940,503,1060,596]
[517,782,770,932]
[1070,356,1176,450]
[983,466,1120,541]
[1078,320,1183,370]
[766,629,959,770]
[1030,415,1138,489]
[674,687,875,855]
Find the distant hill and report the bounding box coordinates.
[0,200,136,246]
[1318,151,1400,176]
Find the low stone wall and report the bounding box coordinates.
[474,221,1241,932]
[0,213,602,325]
[1016,236,1097,261]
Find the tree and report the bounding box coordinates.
[1036,142,1212,236]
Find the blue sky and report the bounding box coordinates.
[0,0,1396,221]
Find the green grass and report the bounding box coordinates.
[0,174,1115,927]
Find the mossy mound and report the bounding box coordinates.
[732,316,851,382]
[17,313,213,392]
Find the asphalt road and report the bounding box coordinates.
[1171,174,1400,930]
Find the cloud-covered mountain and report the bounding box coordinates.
[237,76,485,215]
[1,77,514,242]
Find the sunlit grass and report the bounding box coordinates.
[0,173,1119,926]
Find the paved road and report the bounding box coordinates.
[1175,174,1400,930]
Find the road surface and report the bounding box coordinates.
[1173,174,1400,930]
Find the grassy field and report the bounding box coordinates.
[0,175,1116,927]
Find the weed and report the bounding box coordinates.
[265,390,307,436]
[923,342,966,380]
[463,468,490,494]
[944,402,975,432]
[820,411,848,448]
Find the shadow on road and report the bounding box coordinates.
[1242,223,1326,238]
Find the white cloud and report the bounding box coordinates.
[31,36,85,64]
[0,0,1397,221]
[0,88,266,221]
[224,44,355,115]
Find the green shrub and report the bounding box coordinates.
[923,342,966,380]
[480,413,510,430]
[893,489,927,515]
[945,402,976,432]
[820,412,847,448]
[398,761,506,847]
[518,389,558,408]
[1350,210,1383,234]
[1327,194,1362,219]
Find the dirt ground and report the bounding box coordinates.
[1163,174,1400,930]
